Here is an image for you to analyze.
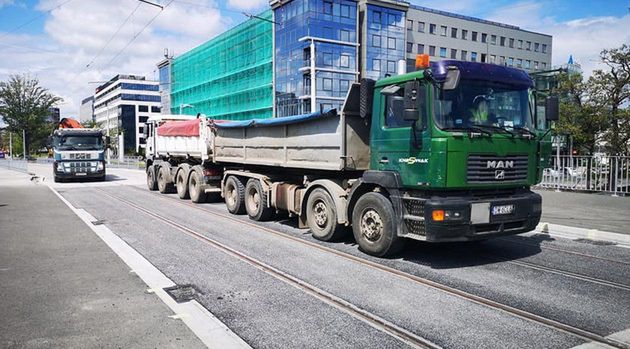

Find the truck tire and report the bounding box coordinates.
[306,188,347,241]
[157,165,175,194]
[188,166,207,203]
[224,176,245,215]
[146,165,158,191]
[176,164,191,200]
[352,192,404,257]
[244,179,274,221]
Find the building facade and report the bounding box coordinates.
[79,96,94,123]
[47,107,61,124]
[164,0,552,120]
[93,75,161,154]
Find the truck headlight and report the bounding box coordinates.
[55,162,63,171]
[97,161,104,171]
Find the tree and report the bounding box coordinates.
[81,119,100,128]
[0,75,62,155]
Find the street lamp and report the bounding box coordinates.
[179,103,193,115]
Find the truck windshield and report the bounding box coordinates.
[55,136,103,150]
[434,80,534,134]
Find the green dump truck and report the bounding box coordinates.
[145,60,558,256]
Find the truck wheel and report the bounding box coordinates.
[224,176,245,215]
[352,192,404,257]
[146,165,158,191]
[176,164,191,200]
[244,179,274,221]
[157,166,175,194]
[188,166,207,203]
[306,188,347,241]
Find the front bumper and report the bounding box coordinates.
[412,190,541,242]
[53,161,105,179]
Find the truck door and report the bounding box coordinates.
[371,82,431,187]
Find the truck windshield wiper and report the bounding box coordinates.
[441,126,492,136]
[470,124,516,137]
[511,126,537,138]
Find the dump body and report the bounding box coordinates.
[154,118,213,161]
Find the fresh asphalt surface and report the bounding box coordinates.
[4,163,630,348]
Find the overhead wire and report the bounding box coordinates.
[0,0,74,41]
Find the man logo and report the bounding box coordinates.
[487,160,514,169]
[495,170,506,180]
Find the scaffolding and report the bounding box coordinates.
[170,10,273,120]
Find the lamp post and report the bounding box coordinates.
[179,103,193,115]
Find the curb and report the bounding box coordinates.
[536,222,630,247]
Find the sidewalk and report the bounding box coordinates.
[0,169,205,348]
[535,189,630,235]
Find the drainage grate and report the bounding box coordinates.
[574,238,616,246]
[164,284,198,303]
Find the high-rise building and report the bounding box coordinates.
[93,75,161,154]
[79,96,94,123]
[163,0,552,120]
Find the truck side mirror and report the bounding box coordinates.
[545,97,559,121]
[443,67,461,91]
[403,81,420,122]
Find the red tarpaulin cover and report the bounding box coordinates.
[157,119,200,137]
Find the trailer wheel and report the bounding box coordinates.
[224,176,245,214]
[157,166,175,194]
[188,166,207,203]
[244,179,274,221]
[176,164,191,200]
[306,188,347,241]
[146,165,158,191]
[352,192,404,257]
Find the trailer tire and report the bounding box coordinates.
[157,165,175,194]
[352,192,404,257]
[176,164,191,200]
[306,188,348,242]
[189,166,207,203]
[244,179,274,221]
[224,176,245,215]
[146,165,158,191]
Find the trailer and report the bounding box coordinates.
[145,59,559,257]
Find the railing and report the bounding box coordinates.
[538,155,630,196]
[35,156,145,170]
[0,158,29,173]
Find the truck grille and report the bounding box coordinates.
[63,161,99,173]
[402,197,425,237]
[467,154,528,183]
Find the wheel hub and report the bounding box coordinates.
[360,209,383,242]
[313,201,328,227]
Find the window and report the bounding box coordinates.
[340,54,350,68]
[500,56,506,65]
[490,55,496,63]
[534,61,539,70]
[481,33,487,43]
[429,45,436,56]
[450,49,457,59]
[461,50,467,61]
[429,24,436,34]
[518,40,523,49]
[383,83,427,128]
[481,53,487,63]
[534,43,540,52]
[440,26,447,36]
[341,4,351,17]
[542,62,547,69]
[340,29,350,42]
[516,59,523,68]
[323,1,332,14]
[418,22,425,32]
[417,44,424,54]
[542,44,547,53]
[387,60,396,73]
[525,60,531,69]
[373,11,381,24]
[471,52,477,62]
[372,35,381,47]
[372,59,381,71]
[491,35,497,45]
[323,78,332,91]
[388,13,396,26]
[340,80,350,92]
[508,57,514,66]
[462,30,468,40]
[407,19,413,30]
[406,42,413,53]
[138,105,148,112]
[451,27,457,38]
[151,106,160,113]
[509,38,514,48]
[323,52,333,66]
[387,37,396,50]
[439,47,447,58]
[500,36,506,46]
[472,31,478,41]
[526,41,531,50]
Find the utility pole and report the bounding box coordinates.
[9,132,12,159]
[22,129,26,160]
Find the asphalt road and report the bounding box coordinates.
[4,164,630,348]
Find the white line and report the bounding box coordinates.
[47,185,251,349]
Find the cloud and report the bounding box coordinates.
[227,0,268,11]
[0,0,15,8]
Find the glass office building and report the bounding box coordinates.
[363,4,406,80]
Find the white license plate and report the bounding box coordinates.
[492,204,515,215]
[75,173,87,176]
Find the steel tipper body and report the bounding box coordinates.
[145,59,557,257]
[52,128,107,182]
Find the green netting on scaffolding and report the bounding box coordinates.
[170,10,273,120]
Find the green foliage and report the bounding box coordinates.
[81,119,100,128]
[0,74,62,154]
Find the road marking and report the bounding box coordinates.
[47,185,251,349]
[571,328,630,349]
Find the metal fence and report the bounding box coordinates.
[538,155,630,195]
[35,157,144,170]
[0,159,29,173]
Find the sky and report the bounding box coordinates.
[0,0,629,118]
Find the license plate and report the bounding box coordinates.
[492,204,514,215]
[75,173,87,176]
